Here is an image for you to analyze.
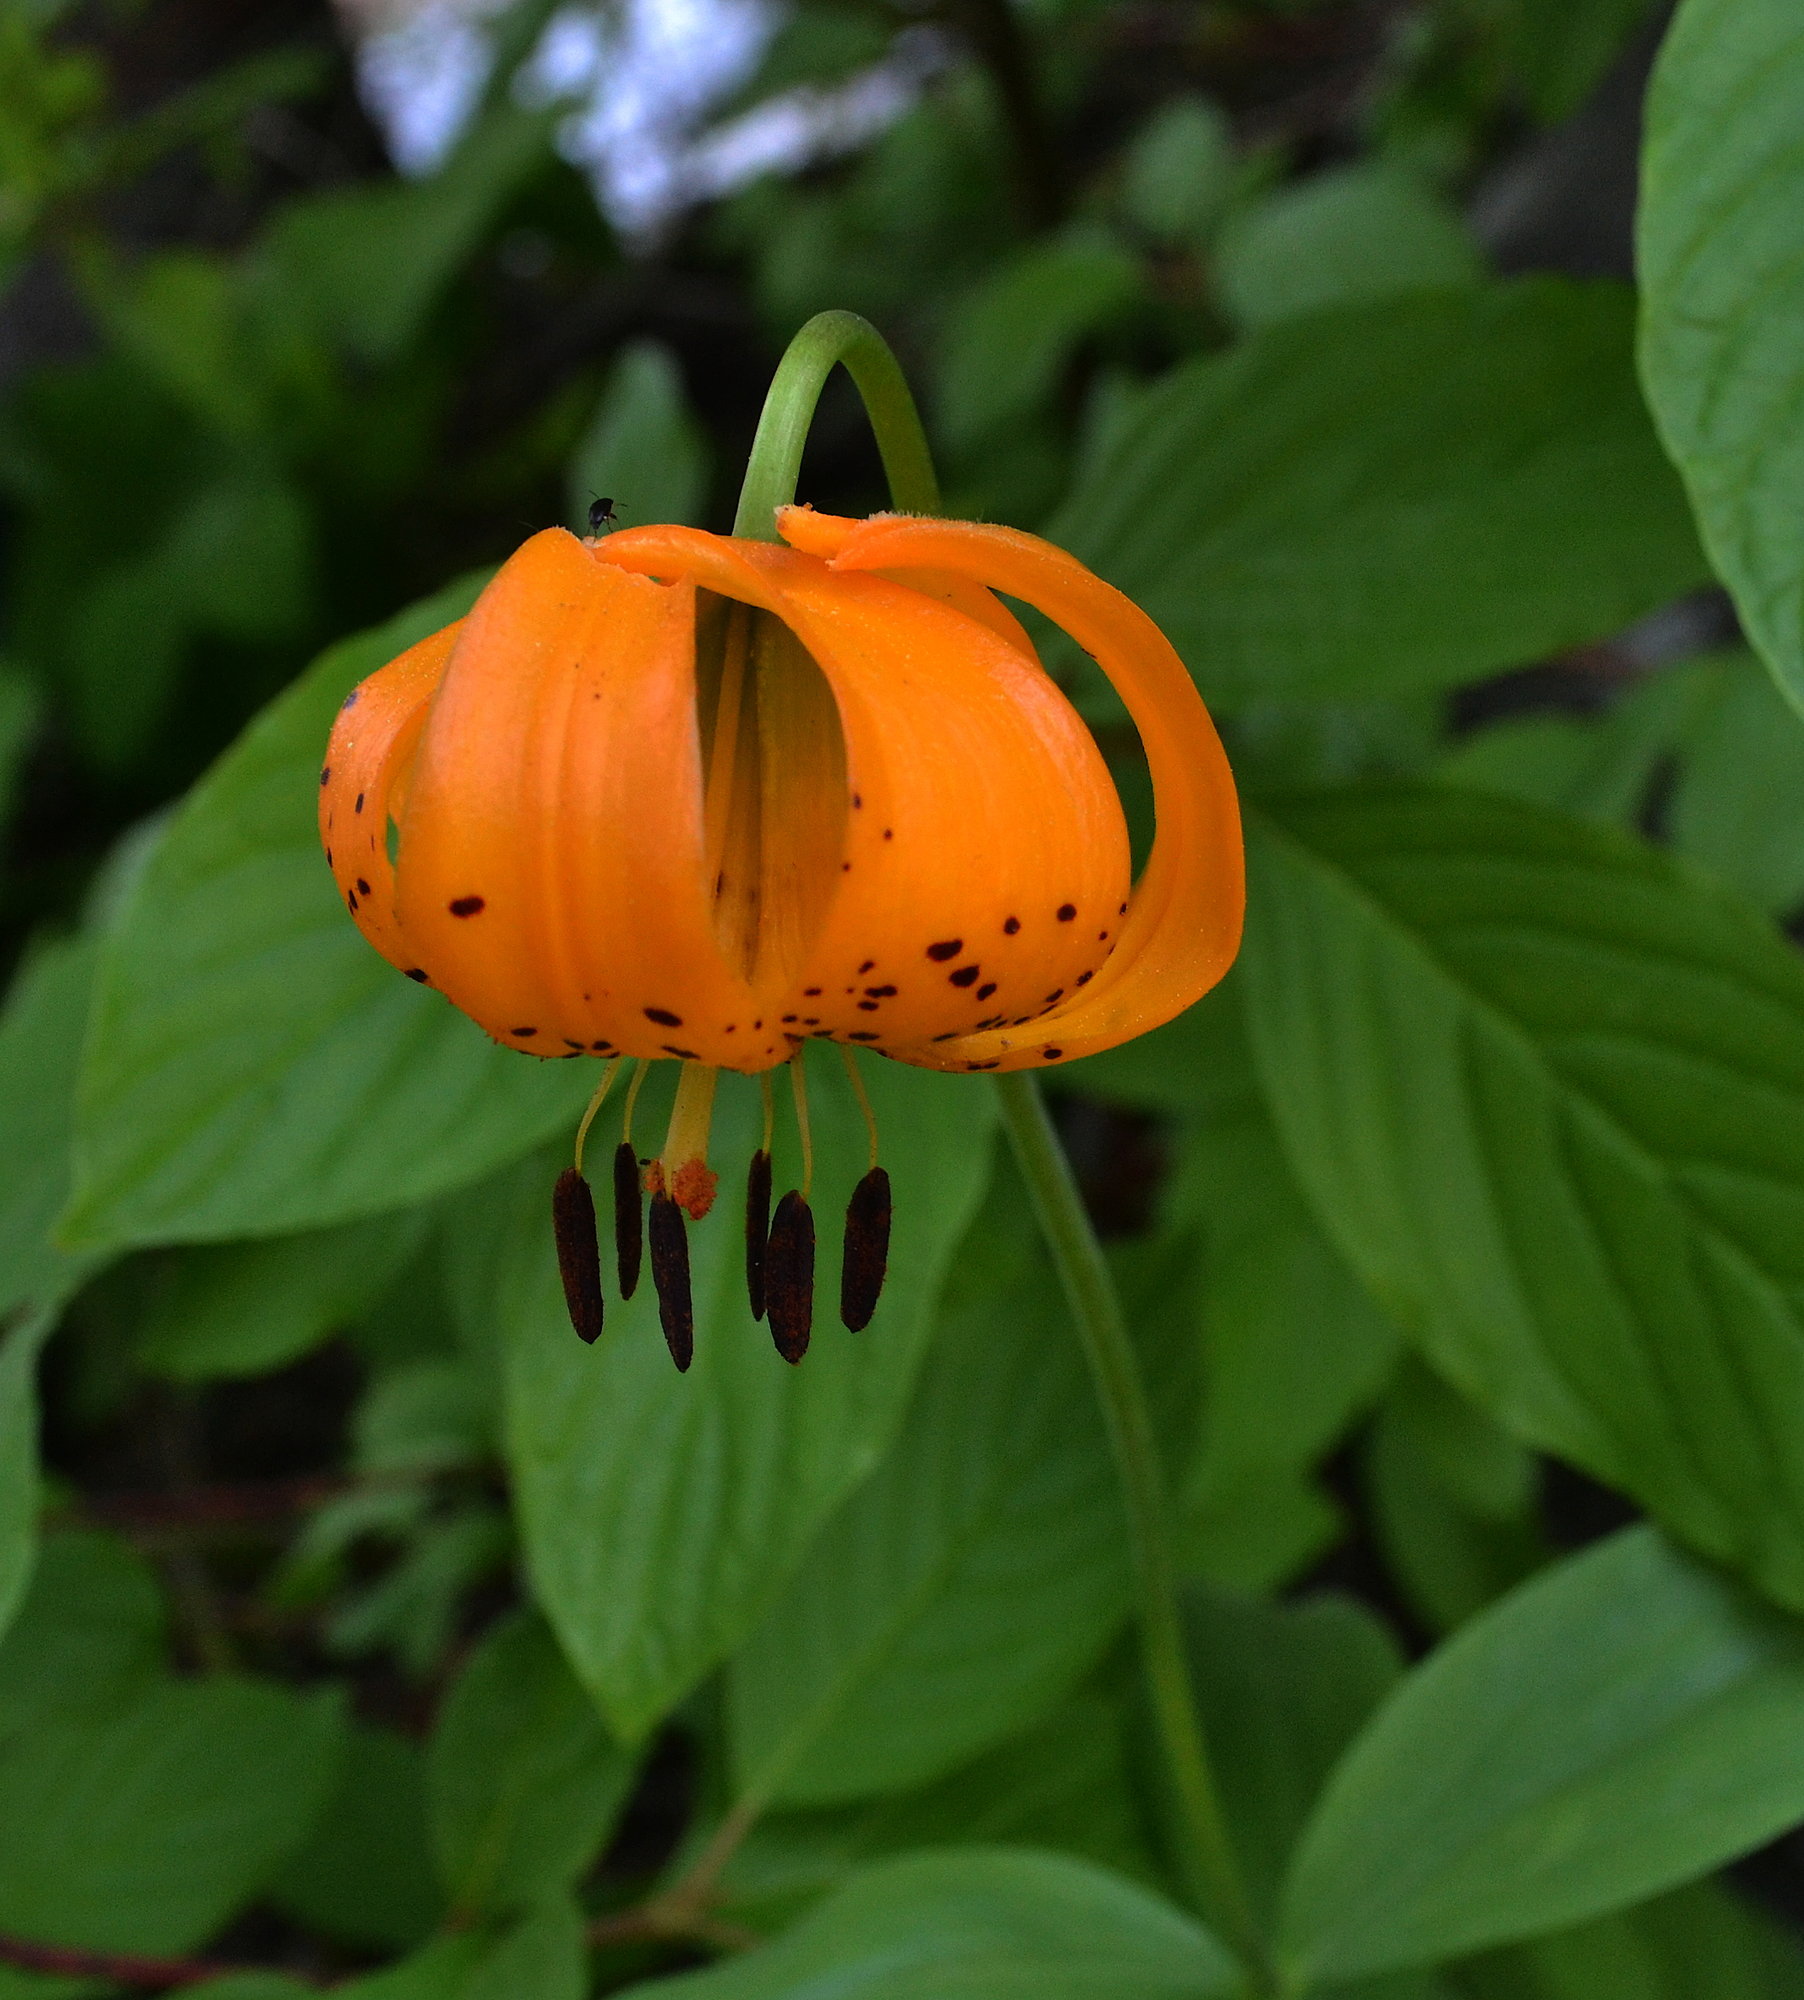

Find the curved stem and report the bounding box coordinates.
[733,311,940,540]
[993,1071,1271,1986]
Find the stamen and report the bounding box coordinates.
[621,1057,649,1147]
[788,1049,815,1200]
[573,1058,620,1175]
[840,1167,892,1332]
[614,1141,643,1298]
[766,1189,815,1363]
[552,1168,604,1345]
[659,1061,721,1220]
[649,1192,694,1371]
[745,1147,772,1322]
[838,1045,880,1173]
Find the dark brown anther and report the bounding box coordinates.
[552,1169,604,1346]
[648,1192,694,1371]
[766,1190,815,1364]
[840,1166,892,1331]
[745,1148,772,1321]
[613,1140,643,1298]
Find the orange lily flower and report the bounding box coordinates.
[319,506,1242,1363]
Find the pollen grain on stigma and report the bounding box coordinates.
[318,504,1242,1370]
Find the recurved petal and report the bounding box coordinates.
[595,526,1129,1054]
[776,504,1036,657]
[393,528,776,1068]
[826,516,1244,1070]
[320,621,458,980]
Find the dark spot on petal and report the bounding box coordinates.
[320,767,330,786]
[346,890,358,912]
[645,1006,683,1026]
[325,849,334,867]
[1099,930,1109,941]
[450,895,485,917]
[341,691,359,711]
[591,1040,612,1051]
[883,827,893,840]
[782,1013,798,1023]
[564,1039,586,1051]
[512,1026,537,1037]
[965,1059,1000,1071]
[859,959,876,974]
[1057,903,1077,922]
[865,984,897,997]
[849,1031,881,1041]
[842,861,852,872]
[725,1024,737,1033]
[1119,901,1128,914]
[949,964,980,988]
[932,1032,959,1041]
[1077,971,1093,985]
[852,792,863,808]
[927,939,962,961]
[354,793,365,813]
[804,1016,820,1025]
[754,1019,763,1029]
[857,1001,879,1012]
[976,982,997,1001]
[405,968,429,983]
[662,1043,700,1059]
[804,986,822,996]
[1003,916,1020,935]
[1042,1047,1063,1060]
[1045,988,1064,1003]
[356,878,371,897]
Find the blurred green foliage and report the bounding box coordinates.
[3,0,1804,1994]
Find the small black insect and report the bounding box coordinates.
[587,495,620,534]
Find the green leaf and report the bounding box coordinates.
[1458,1877,1804,1999]
[428,1609,636,1919]
[1183,1588,1404,1927]
[270,1723,443,1951]
[260,104,555,367]
[722,1691,1160,1928]
[1281,1528,1804,1979]
[503,1054,995,1740]
[566,340,710,533]
[1432,663,1709,826]
[1363,1361,1548,1636]
[0,938,104,1325]
[0,665,41,839]
[1669,650,1804,917]
[1505,0,1660,124]
[727,1171,1130,1806]
[0,1677,343,1954]
[618,1849,1237,2000]
[1118,96,1233,246]
[354,1356,494,1475]
[0,1530,165,1747]
[935,239,1143,459]
[1638,0,1804,712]
[65,574,596,1252]
[334,1901,586,2000]
[1050,282,1707,706]
[1242,786,1804,1611]
[0,1312,52,1650]
[1215,164,1481,331]
[138,1209,428,1379]
[1169,1084,1399,1532]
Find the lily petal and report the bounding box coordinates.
[596,526,1129,1053]
[394,529,778,1068]
[321,620,459,978]
[824,516,1243,1069]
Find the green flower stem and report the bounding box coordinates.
[994,1071,1270,1984]
[731,315,1262,1981]
[732,310,941,539]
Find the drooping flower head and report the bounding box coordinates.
[320,505,1242,1364]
